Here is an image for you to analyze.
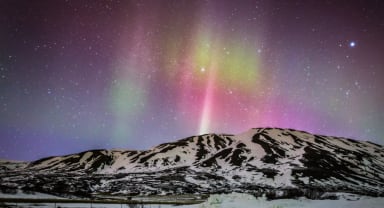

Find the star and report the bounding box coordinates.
[349,41,356,48]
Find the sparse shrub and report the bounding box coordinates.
[0,186,17,194]
[303,188,325,199]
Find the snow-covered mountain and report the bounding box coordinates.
[1,128,384,198]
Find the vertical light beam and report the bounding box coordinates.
[198,65,216,135]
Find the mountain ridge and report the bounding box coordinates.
[1,127,383,198]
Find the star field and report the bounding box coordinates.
[0,0,383,161]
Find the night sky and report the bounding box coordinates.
[1,0,383,161]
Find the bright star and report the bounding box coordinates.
[201,67,205,72]
[349,41,356,48]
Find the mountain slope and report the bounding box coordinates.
[1,128,384,198]
[0,159,27,172]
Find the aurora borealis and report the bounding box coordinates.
[1,0,383,161]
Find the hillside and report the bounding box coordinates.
[1,128,383,198]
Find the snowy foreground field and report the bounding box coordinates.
[2,193,384,208]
